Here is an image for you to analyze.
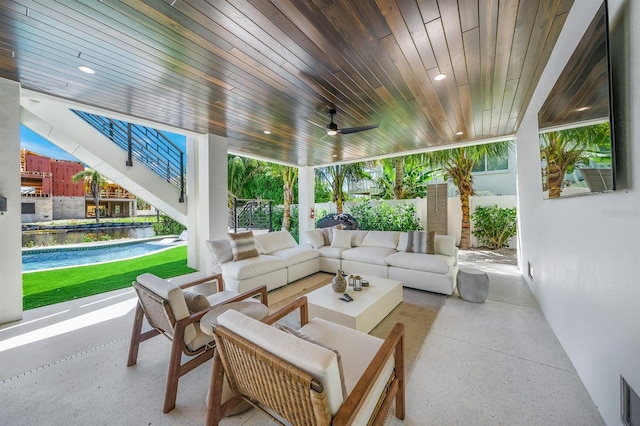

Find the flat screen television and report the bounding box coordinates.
[537,1,616,199]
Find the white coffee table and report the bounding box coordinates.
[306,275,403,333]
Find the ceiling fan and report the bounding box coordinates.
[324,109,379,136]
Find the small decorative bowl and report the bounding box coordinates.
[361,279,369,287]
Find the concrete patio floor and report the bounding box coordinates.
[0,256,604,425]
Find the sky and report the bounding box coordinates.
[20,124,187,163]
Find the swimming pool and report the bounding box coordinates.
[22,239,183,272]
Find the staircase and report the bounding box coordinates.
[228,193,273,233]
[72,110,185,203]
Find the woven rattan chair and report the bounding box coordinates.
[206,296,404,426]
[126,272,268,413]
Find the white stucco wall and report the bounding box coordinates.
[0,79,23,323]
[516,0,640,424]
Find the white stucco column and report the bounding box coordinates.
[186,133,228,272]
[298,166,315,237]
[0,78,23,324]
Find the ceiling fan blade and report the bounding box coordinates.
[338,124,379,135]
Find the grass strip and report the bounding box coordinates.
[22,245,196,310]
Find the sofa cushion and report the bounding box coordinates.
[361,230,401,249]
[220,254,286,280]
[254,238,266,254]
[403,230,436,254]
[218,310,345,416]
[350,230,368,247]
[317,246,348,259]
[435,235,456,257]
[228,231,259,261]
[331,229,352,249]
[206,238,233,264]
[321,227,332,246]
[341,246,397,266]
[270,246,320,267]
[305,229,325,249]
[255,230,297,254]
[385,252,451,274]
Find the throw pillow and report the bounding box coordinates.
[331,229,352,249]
[182,290,210,314]
[406,230,428,254]
[427,230,436,254]
[276,324,348,399]
[228,230,259,261]
[305,229,325,249]
[320,227,333,246]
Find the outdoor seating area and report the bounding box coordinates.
[0,258,604,425]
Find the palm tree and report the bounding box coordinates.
[72,168,105,223]
[264,164,298,231]
[423,141,511,249]
[539,122,611,198]
[375,154,432,199]
[316,164,367,214]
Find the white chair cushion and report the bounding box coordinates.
[305,229,326,249]
[435,235,456,257]
[361,230,401,249]
[217,310,344,416]
[269,246,319,266]
[136,273,197,346]
[385,252,452,273]
[220,254,286,280]
[300,318,395,425]
[254,230,298,254]
[341,246,397,266]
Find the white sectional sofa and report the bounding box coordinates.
[206,230,319,294]
[305,229,459,295]
[206,228,458,296]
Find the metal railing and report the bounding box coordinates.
[72,110,185,203]
[228,192,273,233]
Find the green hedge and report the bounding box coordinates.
[349,200,423,231]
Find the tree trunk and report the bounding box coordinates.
[94,196,101,223]
[459,192,471,249]
[394,158,404,199]
[282,181,292,231]
[547,163,564,199]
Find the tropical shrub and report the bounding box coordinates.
[349,200,423,232]
[153,214,186,236]
[470,205,517,249]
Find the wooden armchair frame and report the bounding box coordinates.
[126,272,268,413]
[206,296,404,426]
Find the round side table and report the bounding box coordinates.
[200,300,269,416]
[457,268,490,303]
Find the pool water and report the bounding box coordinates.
[22,240,181,272]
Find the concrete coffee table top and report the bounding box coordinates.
[306,275,403,333]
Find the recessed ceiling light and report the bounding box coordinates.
[576,106,590,112]
[78,66,95,74]
[456,131,464,135]
[434,73,447,81]
[263,130,271,134]
[332,154,338,157]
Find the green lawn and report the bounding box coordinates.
[22,245,196,310]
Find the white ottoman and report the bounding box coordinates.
[457,268,489,303]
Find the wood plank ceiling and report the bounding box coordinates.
[0,0,575,167]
